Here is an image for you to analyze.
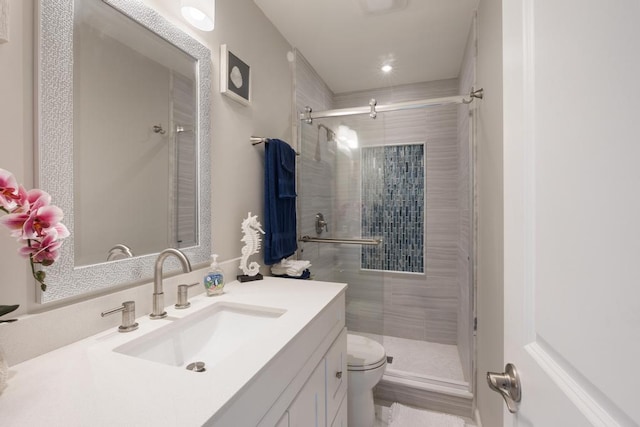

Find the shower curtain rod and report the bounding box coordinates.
[300,87,483,124]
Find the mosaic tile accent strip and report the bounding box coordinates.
[361,144,425,272]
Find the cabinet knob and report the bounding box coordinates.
[335,371,343,379]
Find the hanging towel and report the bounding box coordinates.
[388,403,465,427]
[264,139,298,265]
[277,141,297,198]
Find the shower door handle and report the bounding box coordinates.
[487,363,521,413]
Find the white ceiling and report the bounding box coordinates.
[254,0,478,94]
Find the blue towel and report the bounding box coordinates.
[264,139,297,265]
[277,141,297,198]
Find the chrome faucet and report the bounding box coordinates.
[151,248,192,319]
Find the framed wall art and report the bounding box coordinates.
[220,44,250,105]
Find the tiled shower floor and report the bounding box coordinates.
[359,333,466,382]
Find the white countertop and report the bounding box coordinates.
[0,277,346,427]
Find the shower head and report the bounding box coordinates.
[315,124,338,161]
[318,124,336,141]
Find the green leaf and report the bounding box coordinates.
[0,304,19,317]
[35,270,46,282]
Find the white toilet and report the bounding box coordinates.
[347,334,387,427]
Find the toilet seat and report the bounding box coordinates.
[347,334,386,372]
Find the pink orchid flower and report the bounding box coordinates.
[0,167,68,291]
[50,221,70,240]
[23,204,65,239]
[0,168,21,212]
[0,189,59,239]
[19,230,64,265]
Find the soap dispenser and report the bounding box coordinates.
[204,254,225,296]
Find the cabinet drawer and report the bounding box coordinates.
[326,328,347,424]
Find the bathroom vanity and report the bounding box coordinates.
[0,277,347,426]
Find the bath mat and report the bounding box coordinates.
[387,403,465,427]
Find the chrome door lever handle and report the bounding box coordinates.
[487,363,521,413]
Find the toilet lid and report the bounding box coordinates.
[347,334,386,371]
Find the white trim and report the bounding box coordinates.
[526,342,626,426]
[522,0,537,344]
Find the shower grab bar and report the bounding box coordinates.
[299,235,381,246]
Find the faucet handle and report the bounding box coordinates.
[101,301,139,332]
[175,282,200,309]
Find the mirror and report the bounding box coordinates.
[37,0,211,303]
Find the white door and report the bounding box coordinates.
[500,0,640,425]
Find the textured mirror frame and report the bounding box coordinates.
[36,0,211,303]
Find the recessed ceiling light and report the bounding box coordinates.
[181,0,215,32]
[358,0,408,15]
[381,64,393,73]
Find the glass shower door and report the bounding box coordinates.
[297,115,386,338]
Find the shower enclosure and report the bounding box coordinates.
[294,52,476,417]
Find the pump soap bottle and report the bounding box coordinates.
[204,254,225,296]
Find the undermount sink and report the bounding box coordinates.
[114,302,286,369]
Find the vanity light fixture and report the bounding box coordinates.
[381,64,393,73]
[181,0,215,32]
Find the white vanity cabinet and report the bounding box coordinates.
[283,328,348,427]
[0,279,348,427]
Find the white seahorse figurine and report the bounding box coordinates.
[239,212,266,276]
